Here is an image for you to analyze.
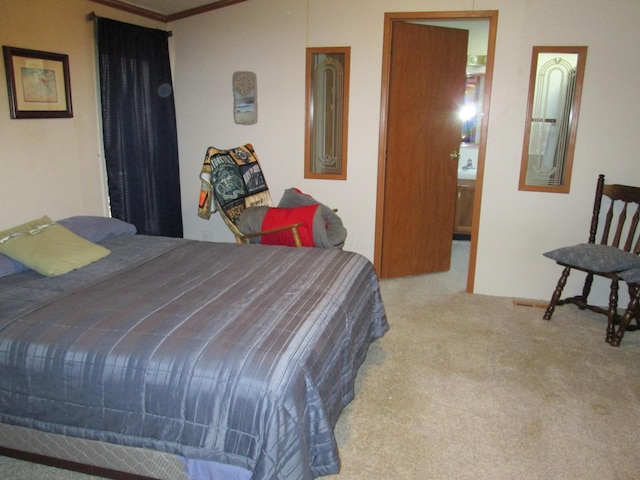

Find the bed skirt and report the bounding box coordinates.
[0,424,255,480]
[0,424,256,479]
[0,423,190,479]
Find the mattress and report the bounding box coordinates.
[0,234,388,479]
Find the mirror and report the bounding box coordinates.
[305,47,350,180]
[519,46,587,193]
[461,74,485,145]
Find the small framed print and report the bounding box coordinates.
[3,46,73,119]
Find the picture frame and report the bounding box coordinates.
[2,46,73,119]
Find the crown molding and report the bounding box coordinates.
[90,0,249,23]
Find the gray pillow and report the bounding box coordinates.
[238,206,270,244]
[543,243,640,273]
[618,267,640,284]
[0,253,28,278]
[57,216,137,242]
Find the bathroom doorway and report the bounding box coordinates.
[374,10,497,292]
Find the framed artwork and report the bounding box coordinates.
[2,46,73,119]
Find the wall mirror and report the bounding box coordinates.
[461,73,485,145]
[305,47,350,180]
[519,46,587,193]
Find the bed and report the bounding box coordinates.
[0,216,388,480]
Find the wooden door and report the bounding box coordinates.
[380,22,468,278]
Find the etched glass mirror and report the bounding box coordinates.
[519,46,587,193]
[305,47,350,180]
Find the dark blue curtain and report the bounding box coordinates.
[97,18,183,238]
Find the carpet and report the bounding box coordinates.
[329,241,640,479]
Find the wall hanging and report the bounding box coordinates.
[233,71,257,125]
[519,46,587,193]
[2,46,73,119]
[304,47,350,180]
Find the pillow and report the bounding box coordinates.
[543,243,640,273]
[277,187,320,208]
[0,216,52,277]
[278,188,347,248]
[0,216,110,277]
[57,215,137,243]
[0,253,28,278]
[619,267,640,284]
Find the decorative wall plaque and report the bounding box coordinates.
[233,71,257,125]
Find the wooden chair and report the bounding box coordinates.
[198,144,347,249]
[197,144,303,246]
[542,174,640,344]
[610,268,640,346]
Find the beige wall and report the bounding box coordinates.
[171,0,640,304]
[0,0,164,228]
[2,0,640,305]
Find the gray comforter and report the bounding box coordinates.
[0,235,388,479]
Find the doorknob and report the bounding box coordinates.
[450,151,460,160]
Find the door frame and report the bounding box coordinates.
[374,10,498,293]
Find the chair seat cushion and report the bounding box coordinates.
[543,243,640,273]
[619,267,640,284]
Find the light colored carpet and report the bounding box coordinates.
[330,241,640,480]
[2,241,640,479]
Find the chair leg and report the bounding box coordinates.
[609,285,640,347]
[543,266,571,321]
[626,284,640,332]
[579,273,595,309]
[605,279,619,344]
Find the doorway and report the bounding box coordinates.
[374,10,498,292]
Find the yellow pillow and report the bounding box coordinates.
[0,216,110,277]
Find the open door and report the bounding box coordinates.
[378,22,468,278]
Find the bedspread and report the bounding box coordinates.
[0,236,388,479]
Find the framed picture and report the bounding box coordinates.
[2,46,73,119]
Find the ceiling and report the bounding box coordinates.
[91,0,249,21]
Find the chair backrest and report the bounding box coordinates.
[200,144,274,237]
[589,174,640,254]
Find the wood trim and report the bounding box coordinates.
[373,16,392,278]
[468,11,498,294]
[90,0,166,21]
[166,0,249,21]
[89,0,250,22]
[375,10,499,293]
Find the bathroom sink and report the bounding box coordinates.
[457,168,476,180]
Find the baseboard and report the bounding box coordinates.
[513,299,548,309]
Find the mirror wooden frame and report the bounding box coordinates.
[304,47,350,180]
[519,46,587,193]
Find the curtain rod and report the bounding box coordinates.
[86,12,173,37]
